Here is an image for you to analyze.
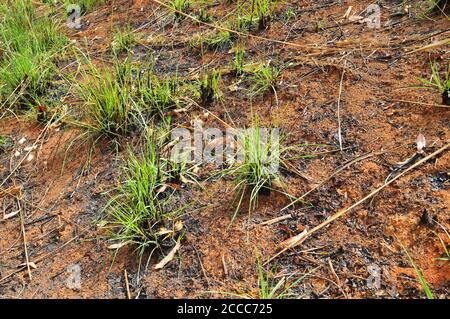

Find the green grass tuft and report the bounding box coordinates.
[112,26,136,54]
[0,0,67,109]
[199,69,222,104]
[170,0,190,21]
[417,61,450,105]
[250,63,281,99]
[105,136,189,256]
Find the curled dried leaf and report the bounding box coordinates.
[107,241,130,250]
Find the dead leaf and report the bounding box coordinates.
[180,175,190,184]
[19,262,37,269]
[154,239,181,270]
[156,227,172,236]
[348,15,364,22]
[156,184,168,193]
[23,145,37,152]
[3,210,19,220]
[343,6,353,18]
[107,241,130,250]
[271,178,284,190]
[174,220,183,232]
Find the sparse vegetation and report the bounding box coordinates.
[112,26,136,54]
[201,30,234,50]
[195,7,212,23]
[250,63,281,99]
[234,47,245,76]
[199,69,222,104]
[421,0,449,18]
[434,231,450,262]
[418,61,450,105]
[0,0,67,109]
[0,135,8,152]
[253,0,273,30]
[212,253,312,299]
[170,0,190,21]
[223,120,287,223]
[64,0,105,14]
[105,137,185,256]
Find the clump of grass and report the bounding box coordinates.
[195,7,212,23]
[201,30,234,50]
[0,0,67,109]
[76,56,136,138]
[222,119,289,223]
[112,26,136,54]
[136,71,180,117]
[420,0,449,18]
[232,0,275,31]
[220,118,316,223]
[253,0,273,30]
[105,139,185,256]
[75,53,183,138]
[234,47,245,76]
[0,135,9,153]
[250,63,281,99]
[170,0,190,21]
[418,61,450,105]
[199,69,222,104]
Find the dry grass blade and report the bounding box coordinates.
[124,269,131,299]
[18,199,32,281]
[392,99,450,108]
[405,37,450,55]
[337,60,347,151]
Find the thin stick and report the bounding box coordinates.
[265,142,449,264]
[392,99,450,108]
[405,37,450,55]
[18,199,32,281]
[337,60,347,151]
[193,245,210,287]
[124,269,131,299]
[259,214,293,226]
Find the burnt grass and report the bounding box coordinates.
[0,0,449,299]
